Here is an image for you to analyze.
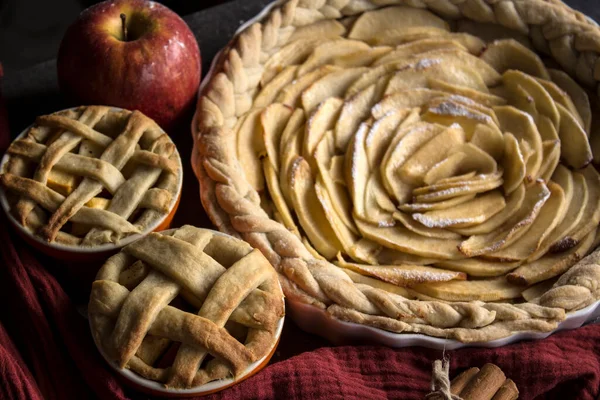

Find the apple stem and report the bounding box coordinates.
[120,13,128,41]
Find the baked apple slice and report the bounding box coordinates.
[435,258,519,278]
[507,229,596,286]
[412,278,523,302]
[277,65,340,107]
[297,39,370,76]
[336,255,466,287]
[398,124,466,185]
[385,62,488,94]
[556,103,592,169]
[412,190,506,229]
[480,39,549,78]
[552,165,600,249]
[332,47,392,68]
[303,97,343,164]
[375,39,469,64]
[452,184,526,236]
[393,211,462,239]
[486,181,567,262]
[287,20,346,43]
[235,109,265,191]
[372,88,446,119]
[458,180,550,256]
[549,68,591,133]
[423,153,469,185]
[399,194,477,213]
[380,122,444,202]
[254,66,298,108]
[501,133,526,194]
[289,156,342,259]
[302,68,367,113]
[494,105,543,179]
[348,6,448,42]
[262,38,325,85]
[527,166,581,261]
[373,30,485,54]
[356,218,464,260]
[428,79,507,108]
[537,140,561,183]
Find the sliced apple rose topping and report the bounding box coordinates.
[231,5,600,301]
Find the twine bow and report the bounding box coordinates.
[425,358,462,400]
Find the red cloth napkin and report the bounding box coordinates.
[1,69,600,399]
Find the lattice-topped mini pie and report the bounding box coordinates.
[0,106,181,247]
[89,225,284,389]
[193,0,600,342]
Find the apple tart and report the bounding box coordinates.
[193,0,600,341]
[89,225,284,389]
[0,106,181,246]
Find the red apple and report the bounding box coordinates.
[57,0,201,131]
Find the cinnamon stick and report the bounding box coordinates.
[459,363,507,400]
[491,379,519,400]
[450,367,480,395]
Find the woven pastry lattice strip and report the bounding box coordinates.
[89,225,284,389]
[193,0,600,342]
[0,106,181,246]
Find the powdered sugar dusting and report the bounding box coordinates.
[413,213,477,228]
[414,58,441,71]
[341,262,463,286]
[350,123,369,183]
[429,102,491,123]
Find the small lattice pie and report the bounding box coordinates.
[193,0,600,342]
[89,225,284,389]
[0,106,181,246]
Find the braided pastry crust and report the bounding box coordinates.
[193,0,600,342]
